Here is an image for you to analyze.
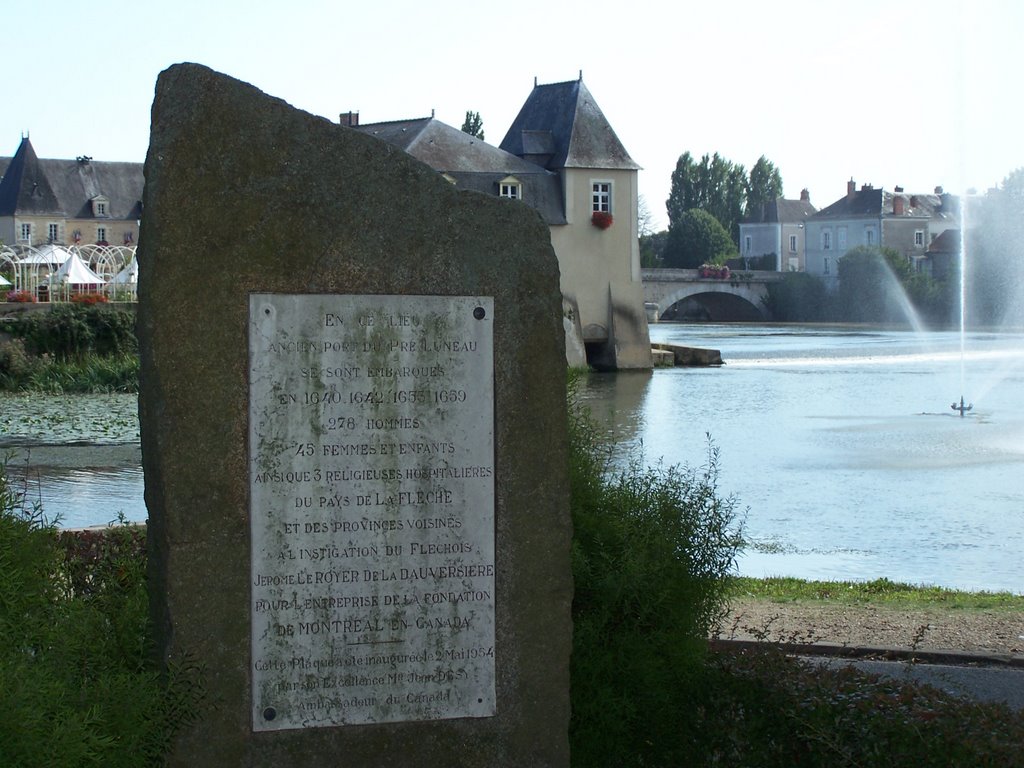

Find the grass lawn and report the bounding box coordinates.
[731,575,1024,611]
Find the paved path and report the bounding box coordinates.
[809,656,1024,711]
[713,638,1024,712]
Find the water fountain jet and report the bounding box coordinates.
[951,395,972,417]
[953,194,971,416]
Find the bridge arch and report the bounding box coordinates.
[658,286,765,322]
[642,269,780,322]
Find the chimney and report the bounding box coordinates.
[893,195,906,215]
[894,185,904,193]
[339,111,359,127]
[934,185,944,194]
[800,188,810,202]
[847,178,856,198]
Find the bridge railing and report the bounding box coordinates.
[641,268,784,283]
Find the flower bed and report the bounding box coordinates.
[70,292,109,305]
[5,290,36,303]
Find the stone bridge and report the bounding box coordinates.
[642,268,784,322]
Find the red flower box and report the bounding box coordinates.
[591,211,613,230]
[6,290,36,303]
[698,264,730,279]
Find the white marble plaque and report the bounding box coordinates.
[249,294,495,731]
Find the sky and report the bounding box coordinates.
[5,0,1022,230]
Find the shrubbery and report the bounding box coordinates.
[568,391,743,766]
[0,305,139,392]
[763,271,832,322]
[690,645,1024,766]
[2,304,137,358]
[0,465,200,767]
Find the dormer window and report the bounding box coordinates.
[499,176,522,200]
[91,196,110,218]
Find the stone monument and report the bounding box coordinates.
[138,63,571,766]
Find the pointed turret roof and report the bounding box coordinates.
[500,79,640,172]
[0,137,143,222]
[0,136,63,216]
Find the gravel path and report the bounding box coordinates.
[716,599,1024,658]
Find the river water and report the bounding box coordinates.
[578,324,1024,594]
[1,324,1021,592]
[0,394,145,528]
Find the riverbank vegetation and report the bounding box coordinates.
[0,467,199,767]
[0,305,138,392]
[3,395,1023,765]
[760,245,953,327]
[569,392,743,765]
[567,395,1024,766]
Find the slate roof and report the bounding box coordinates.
[744,198,817,224]
[927,228,960,254]
[812,185,949,220]
[499,79,640,172]
[0,137,143,220]
[356,117,566,224]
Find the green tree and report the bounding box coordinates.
[640,230,668,268]
[460,111,484,140]
[666,152,747,242]
[763,272,831,321]
[746,155,784,218]
[841,244,952,326]
[666,152,762,252]
[837,246,938,324]
[665,151,699,228]
[664,209,736,269]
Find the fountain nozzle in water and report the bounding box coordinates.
[951,396,973,417]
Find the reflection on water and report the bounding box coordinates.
[2,325,1022,590]
[580,324,1024,594]
[10,465,147,529]
[1,394,145,529]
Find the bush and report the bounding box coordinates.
[0,305,139,391]
[0,337,35,380]
[569,393,743,767]
[763,271,832,322]
[663,209,737,269]
[0,350,139,393]
[5,304,137,359]
[0,465,200,767]
[5,290,36,303]
[689,646,1024,766]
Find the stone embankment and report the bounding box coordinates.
[651,343,723,367]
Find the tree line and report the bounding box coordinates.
[644,152,783,269]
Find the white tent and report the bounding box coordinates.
[108,257,139,298]
[48,251,105,287]
[0,274,11,287]
[110,257,138,286]
[16,244,73,266]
